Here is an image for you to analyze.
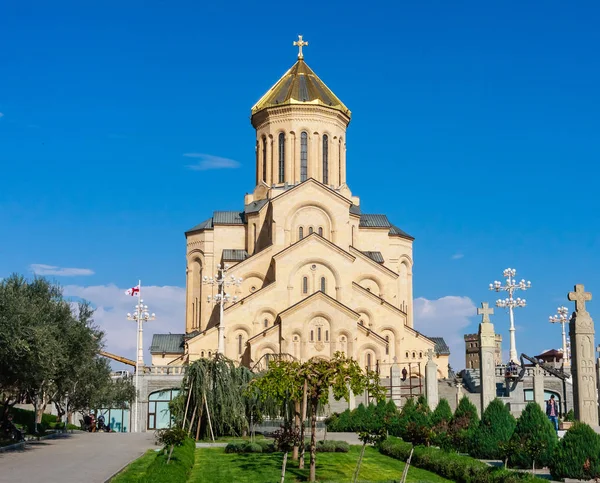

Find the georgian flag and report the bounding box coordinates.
[125,285,140,296]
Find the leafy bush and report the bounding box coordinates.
[563,408,575,422]
[156,427,187,448]
[303,440,349,453]
[379,437,547,483]
[139,437,195,482]
[224,441,267,454]
[507,402,557,470]
[388,397,432,445]
[256,439,276,453]
[470,399,516,459]
[5,407,57,435]
[450,396,479,453]
[225,441,246,453]
[244,442,263,453]
[549,422,600,480]
[325,400,400,433]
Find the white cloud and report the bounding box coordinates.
[29,264,95,276]
[414,295,477,370]
[451,253,464,260]
[184,153,241,171]
[63,284,185,368]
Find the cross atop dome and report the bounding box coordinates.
[293,35,308,59]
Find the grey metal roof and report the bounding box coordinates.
[359,214,391,228]
[186,217,213,234]
[428,337,450,356]
[222,249,249,261]
[349,204,361,216]
[362,251,384,263]
[389,224,414,240]
[213,211,245,225]
[244,199,269,214]
[149,334,185,354]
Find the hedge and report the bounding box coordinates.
[139,437,195,483]
[379,437,547,483]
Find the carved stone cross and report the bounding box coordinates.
[477,302,494,323]
[569,284,592,314]
[427,348,435,361]
[293,35,309,59]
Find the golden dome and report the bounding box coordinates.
[251,59,351,117]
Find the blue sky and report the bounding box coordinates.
[1,1,599,368]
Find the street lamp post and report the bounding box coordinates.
[549,306,571,366]
[126,282,156,433]
[489,268,531,363]
[203,264,242,356]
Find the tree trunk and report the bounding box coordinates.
[532,460,535,475]
[309,401,317,482]
[299,380,308,469]
[280,451,288,483]
[167,445,174,464]
[352,442,367,483]
[292,400,300,460]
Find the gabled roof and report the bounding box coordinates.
[213,211,245,225]
[149,334,185,354]
[251,59,351,117]
[186,217,213,235]
[279,290,360,320]
[222,249,249,262]
[389,224,414,240]
[359,214,390,228]
[362,251,384,264]
[245,198,269,215]
[428,337,450,356]
[274,232,355,263]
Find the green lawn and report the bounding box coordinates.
[110,450,157,482]
[188,446,451,483]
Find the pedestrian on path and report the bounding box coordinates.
[546,394,558,432]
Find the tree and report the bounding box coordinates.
[272,421,302,483]
[300,353,385,482]
[430,398,453,450]
[449,396,479,453]
[470,398,516,459]
[508,402,557,470]
[550,422,600,480]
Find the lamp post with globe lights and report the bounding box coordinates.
[489,268,531,363]
[126,292,156,433]
[549,306,571,366]
[203,264,242,356]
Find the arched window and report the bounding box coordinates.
[317,327,322,341]
[325,330,329,342]
[262,136,267,182]
[318,227,323,236]
[201,351,205,358]
[412,352,416,359]
[310,330,314,342]
[238,334,243,355]
[385,335,390,355]
[300,132,308,181]
[405,351,409,359]
[366,353,372,370]
[419,352,423,359]
[320,277,326,292]
[322,134,329,184]
[299,226,303,240]
[264,318,268,328]
[302,276,308,294]
[308,226,313,235]
[208,351,212,357]
[278,133,285,182]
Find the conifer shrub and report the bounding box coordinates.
[431,398,453,450]
[392,396,432,445]
[450,396,479,453]
[470,398,516,459]
[507,402,557,470]
[549,422,600,480]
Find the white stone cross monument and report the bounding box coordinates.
[478,302,497,412]
[425,348,439,410]
[568,284,599,426]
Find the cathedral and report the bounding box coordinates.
[150,37,449,378]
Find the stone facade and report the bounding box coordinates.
[151,47,449,378]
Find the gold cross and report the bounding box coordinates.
[477,302,494,323]
[293,35,308,59]
[568,284,592,314]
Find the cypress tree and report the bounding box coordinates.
[431,398,453,450]
[450,396,479,453]
[470,398,516,459]
[508,402,557,470]
[550,422,600,480]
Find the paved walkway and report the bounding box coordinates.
[0,431,156,483]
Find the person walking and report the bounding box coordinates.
[546,394,559,432]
